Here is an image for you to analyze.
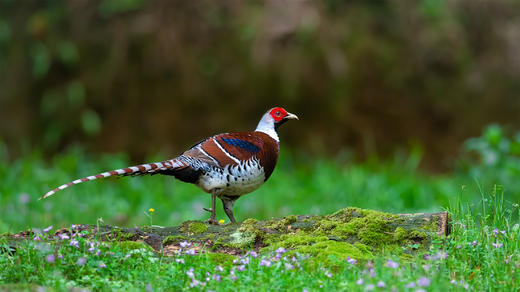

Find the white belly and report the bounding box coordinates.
[197,158,266,196]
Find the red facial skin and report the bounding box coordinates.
[269,107,288,122]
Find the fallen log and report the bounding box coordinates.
[3,207,450,261]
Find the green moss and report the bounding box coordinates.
[111,229,136,241]
[263,230,373,263]
[265,232,373,262]
[242,218,258,225]
[315,208,399,246]
[422,217,442,232]
[297,241,373,262]
[392,226,428,246]
[353,242,372,255]
[180,221,208,234]
[266,233,329,248]
[162,235,187,246]
[115,241,153,252]
[254,207,437,263]
[205,233,216,241]
[268,215,297,230]
[206,252,237,265]
[316,220,339,232]
[394,227,408,242]
[228,230,257,248]
[238,218,259,233]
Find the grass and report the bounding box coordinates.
[1,124,520,290]
[0,179,518,290]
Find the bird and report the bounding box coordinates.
[40,107,298,224]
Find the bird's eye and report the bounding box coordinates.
[275,111,281,117]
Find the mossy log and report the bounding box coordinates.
[3,208,450,261]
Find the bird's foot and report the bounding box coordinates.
[204,218,219,225]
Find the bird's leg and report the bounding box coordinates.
[204,191,218,225]
[220,196,238,223]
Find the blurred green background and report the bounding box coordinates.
[1,0,520,232]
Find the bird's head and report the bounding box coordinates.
[268,107,298,129]
[255,107,298,141]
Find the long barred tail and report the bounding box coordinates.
[40,159,187,200]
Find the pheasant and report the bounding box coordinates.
[41,107,298,224]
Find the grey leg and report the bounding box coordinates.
[204,191,218,225]
[221,196,238,223]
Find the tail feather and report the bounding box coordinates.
[40,159,186,200]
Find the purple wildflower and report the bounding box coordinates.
[98,262,107,268]
[19,193,30,204]
[285,263,294,270]
[324,271,332,278]
[212,274,221,282]
[186,268,195,278]
[417,277,431,287]
[493,228,499,235]
[259,259,272,267]
[33,234,41,241]
[189,279,201,288]
[462,281,469,289]
[501,230,506,235]
[276,247,287,254]
[369,268,376,278]
[237,265,246,271]
[215,265,223,272]
[58,254,63,259]
[175,258,185,264]
[471,240,477,246]
[231,275,238,282]
[456,245,462,249]
[365,284,375,291]
[145,284,152,292]
[249,251,258,258]
[347,256,357,265]
[77,257,87,266]
[185,249,197,255]
[124,254,131,261]
[43,225,53,233]
[69,239,79,248]
[179,241,191,248]
[96,249,101,256]
[405,282,416,288]
[386,259,399,268]
[46,254,55,263]
[356,278,364,285]
[58,233,70,240]
[88,242,96,253]
[240,257,250,265]
[376,281,386,288]
[437,251,449,259]
[492,242,503,248]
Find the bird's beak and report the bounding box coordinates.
[285,112,299,120]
